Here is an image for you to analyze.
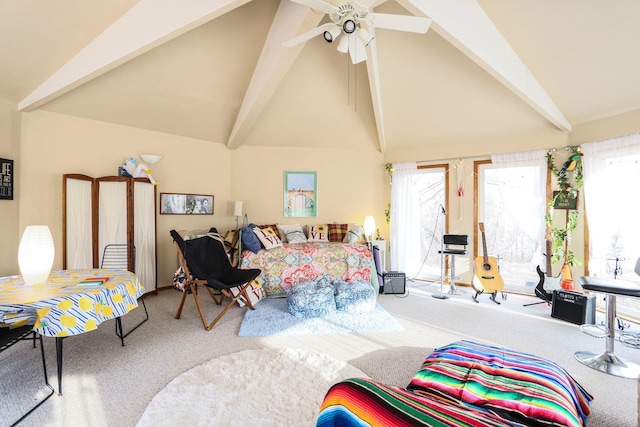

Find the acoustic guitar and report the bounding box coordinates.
[534,240,562,302]
[472,223,505,299]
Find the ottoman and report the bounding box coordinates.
[333,279,377,313]
[287,280,336,318]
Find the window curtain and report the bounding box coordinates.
[582,133,640,276]
[390,162,421,276]
[490,150,547,266]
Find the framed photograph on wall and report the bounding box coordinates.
[160,193,213,215]
[284,171,317,217]
[0,158,13,200]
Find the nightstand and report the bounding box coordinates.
[371,239,386,273]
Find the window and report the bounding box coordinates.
[475,156,546,294]
[412,165,447,281]
[582,135,640,317]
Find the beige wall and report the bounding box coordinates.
[0,98,20,276]
[8,110,385,288]
[3,106,640,288]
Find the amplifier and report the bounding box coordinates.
[382,271,406,294]
[551,290,596,325]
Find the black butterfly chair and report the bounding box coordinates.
[1,324,55,425]
[170,229,261,331]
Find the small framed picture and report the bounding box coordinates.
[284,171,317,217]
[0,158,13,200]
[160,193,213,215]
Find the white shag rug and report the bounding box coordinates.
[136,348,367,427]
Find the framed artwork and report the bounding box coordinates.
[284,171,317,217]
[160,193,213,215]
[0,158,13,200]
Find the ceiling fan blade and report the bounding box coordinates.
[288,0,335,13]
[348,33,367,64]
[372,13,432,34]
[282,23,337,48]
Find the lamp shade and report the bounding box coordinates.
[363,216,376,239]
[18,225,55,284]
[234,201,244,217]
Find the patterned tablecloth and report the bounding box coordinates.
[0,269,144,337]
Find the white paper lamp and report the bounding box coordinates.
[233,201,244,217]
[18,225,55,284]
[363,215,376,242]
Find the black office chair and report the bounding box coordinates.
[101,243,149,346]
[171,229,262,331]
[1,324,55,425]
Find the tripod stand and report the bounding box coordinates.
[433,205,448,300]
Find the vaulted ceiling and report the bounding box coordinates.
[2,0,640,154]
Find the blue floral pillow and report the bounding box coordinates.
[241,224,262,253]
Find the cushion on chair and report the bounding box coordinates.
[287,279,336,318]
[333,279,376,313]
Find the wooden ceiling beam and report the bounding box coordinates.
[19,0,251,111]
[398,0,572,131]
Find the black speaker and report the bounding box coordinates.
[551,290,596,325]
[382,271,406,294]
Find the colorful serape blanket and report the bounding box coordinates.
[239,242,375,298]
[317,340,592,427]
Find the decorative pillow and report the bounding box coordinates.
[308,225,329,242]
[407,340,593,427]
[240,225,262,253]
[328,223,348,242]
[277,224,307,243]
[230,279,266,307]
[344,224,364,244]
[253,226,283,249]
[259,224,284,240]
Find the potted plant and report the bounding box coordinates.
[545,147,583,290]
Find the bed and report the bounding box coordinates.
[316,340,593,427]
[239,241,377,298]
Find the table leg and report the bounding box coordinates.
[56,337,63,395]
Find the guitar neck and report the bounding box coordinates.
[479,223,489,263]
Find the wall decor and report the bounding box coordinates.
[0,158,13,200]
[160,193,213,215]
[284,171,317,217]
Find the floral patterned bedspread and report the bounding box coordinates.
[239,242,376,298]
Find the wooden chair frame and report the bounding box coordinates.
[174,241,256,331]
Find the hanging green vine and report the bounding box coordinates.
[545,147,583,266]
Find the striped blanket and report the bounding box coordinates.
[317,340,592,427]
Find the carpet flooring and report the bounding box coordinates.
[1,281,638,426]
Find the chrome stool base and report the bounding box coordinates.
[574,350,640,379]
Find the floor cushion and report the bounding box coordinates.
[333,279,376,313]
[287,280,336,318]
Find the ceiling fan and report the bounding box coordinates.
[283,0,432,64]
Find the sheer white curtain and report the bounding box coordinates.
[390,162,421,276]
[490,150,547,265]
[582,133,640,276]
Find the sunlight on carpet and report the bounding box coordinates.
[136,348,367,427]
[238,298,403,337]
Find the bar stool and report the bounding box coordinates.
[576,276,640,379]
[440,234,469,295]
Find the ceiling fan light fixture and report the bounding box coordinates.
[342,19,356,34]
[357,28,374,46]
[336,35,349,53]
[323,25,342,43]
